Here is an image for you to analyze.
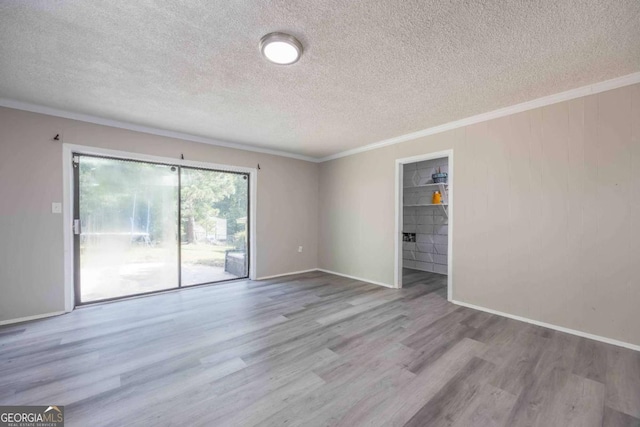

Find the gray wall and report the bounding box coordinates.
[0,107,319,323]
[403,158,449,274]
[319,83,640,346]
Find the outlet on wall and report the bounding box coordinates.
[298,246,303,253]
[51,202,62,214]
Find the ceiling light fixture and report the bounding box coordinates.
[260,32,303,65]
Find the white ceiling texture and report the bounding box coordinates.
[1,0,639,160]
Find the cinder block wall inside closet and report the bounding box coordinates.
[402,157,449,275]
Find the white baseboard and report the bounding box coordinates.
[316,268,396,288]
[0,311,66,326]
[451,299,640,352]
[257,268,396,289]
[256,269,319,280]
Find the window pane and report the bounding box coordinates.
[78,156,179,301]
[180,168,249,286]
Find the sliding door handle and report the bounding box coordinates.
[73,219,81,235]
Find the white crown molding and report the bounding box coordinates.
[2,72,639,164]
[319,71,640,162]
[0,98,320,163]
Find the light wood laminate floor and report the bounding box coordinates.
[1,271,639,426]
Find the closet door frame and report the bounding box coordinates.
[394,149,453,300]
[63,144,257,311]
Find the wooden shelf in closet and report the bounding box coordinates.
[403,182,449,189]
[403,203,449,207]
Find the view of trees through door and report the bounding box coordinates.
[180,167,249,286]
[75,154,249,303]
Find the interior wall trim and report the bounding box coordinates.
[0,72,640,163]
[451,299,640,353]
[319,71,640,162]
[316,268,394,288]
[0,311,66,326]
[0,98,318,163]
[2,73,639,164]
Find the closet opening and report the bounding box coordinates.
[395,150,452,300]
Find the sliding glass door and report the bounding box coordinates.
[73,154,250,304]
[180,167,249,286]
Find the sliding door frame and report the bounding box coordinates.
[62,144,257,311]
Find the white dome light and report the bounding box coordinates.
[260,33,303,65]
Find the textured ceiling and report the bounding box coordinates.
[1,1,639,159]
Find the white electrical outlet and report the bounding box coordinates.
[51,202,62,214]
[298,246,303,253]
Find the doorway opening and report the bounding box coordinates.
[395,150,453,300]
[72,153,250,304]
